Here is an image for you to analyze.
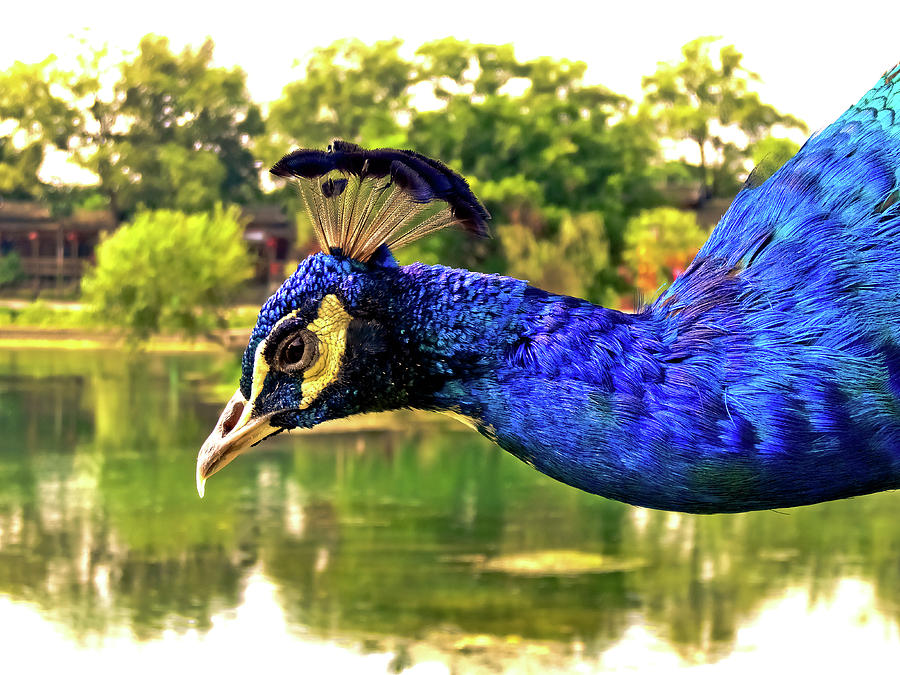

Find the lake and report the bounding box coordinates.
[1,348,899,673]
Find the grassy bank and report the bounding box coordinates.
[0,300,260,352]
[0,327,240,352]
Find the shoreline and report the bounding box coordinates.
[0,326,244,352]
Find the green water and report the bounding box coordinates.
[2,348,900,673]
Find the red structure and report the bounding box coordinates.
[0,201,115,283]
[239,204,296,288]
[0,201,297,288]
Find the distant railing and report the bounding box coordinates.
[20,258,85,277]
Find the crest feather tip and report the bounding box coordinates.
[271,141,491,262]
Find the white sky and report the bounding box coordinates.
[2,0,899,177]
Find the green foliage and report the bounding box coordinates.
[12,301,53,326]
[408,39,661,264]
[81,205,253,339]
[73,36,263,219]
[417,39,528,98]
[623,208,708,300]
[642,37,806,198]
[0,251,24,287]
[0,58,78,149]
[268,39,413,153]
[749,135,801,181]
[0,34,810,315]
[0,58,78,199]
[0,300,93,328]
[225,305,263,331]
[41,184,111,218]
[498,213,613,303]
[0,139,44,199]
[267,38,663,274]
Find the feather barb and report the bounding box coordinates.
[270,141,490,262]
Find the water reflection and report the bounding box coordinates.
[2,348,900,671]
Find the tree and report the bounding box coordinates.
[81,205,252,339]
[266,37,662,294]
[642,37,806,200]
[408,38,661,272]
[73,36,263,219]
[0,251,24,287]
[0,58,80,199]
[0,138,44,199]
[499,212,612,302]
[749,135,801,184]
[267,39,414,154]
[623,208,708,300]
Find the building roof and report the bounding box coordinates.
[0,201,51,223]
[0,200,294,236]
[241,204,293,230]
[0,200,116,232]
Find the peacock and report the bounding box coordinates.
[197,65,900,514]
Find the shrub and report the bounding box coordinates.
[0,251,25,287]
[623,207,707,300]
[82,205,252,340]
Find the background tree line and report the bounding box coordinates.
[0,35,805,335]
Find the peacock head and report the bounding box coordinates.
[195,141,489,497]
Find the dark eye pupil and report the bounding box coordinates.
[284,337,305,364]
[275,328,318,373]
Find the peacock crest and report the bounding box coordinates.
[270,140,491,262]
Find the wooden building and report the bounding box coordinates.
[240,204,297,288]
[0,201,297,288]
[0,201,115,284]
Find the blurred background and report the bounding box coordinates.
[2,1,900,672]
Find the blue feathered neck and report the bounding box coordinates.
[383,260,900,514]
[381,70,900,513]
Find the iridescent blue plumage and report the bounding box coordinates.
[198,65,900,513]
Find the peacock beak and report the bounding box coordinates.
[195,388,279,498]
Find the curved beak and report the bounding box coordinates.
[195,388,279,497]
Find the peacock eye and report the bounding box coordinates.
[274,329,319,374]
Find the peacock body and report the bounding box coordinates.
[198,65,900,514]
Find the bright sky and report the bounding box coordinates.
[3,0,899,165]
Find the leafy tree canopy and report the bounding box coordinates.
[499,212,613,303]
[82,205,253,340]
[73,35,264,219]
[268,37,663,277]
[408,38,661,273]
[623,207,708,300]
[0,58,79,199]
[0,34,810,310]
[267,38,413,155]
[642,37,806,199]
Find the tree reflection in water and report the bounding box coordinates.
[1,348,900,671]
